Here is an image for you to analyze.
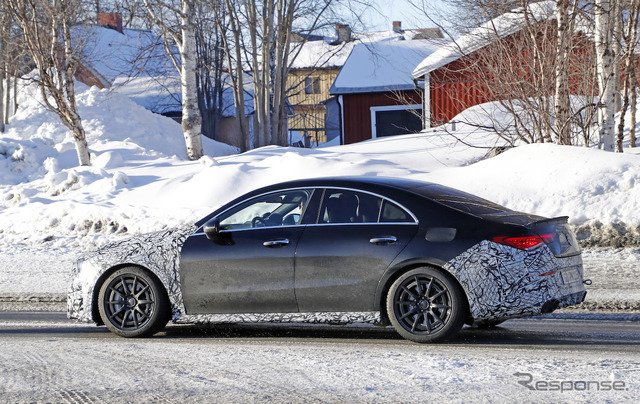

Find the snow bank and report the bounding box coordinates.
[0,80,237,252]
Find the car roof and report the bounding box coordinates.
[196,176,544,227]
[269,177,545,225]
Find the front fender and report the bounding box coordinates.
[67,224,196,323]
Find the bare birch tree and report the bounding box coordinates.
[553,0,579,145]
[615,0,640,151]
[1,0,27,126]
[0,22,4,133]
[8,0,91,165]
[215,0,334,149]
[143,0,204,160]
[193,1,226,143]
[594,0,617,151]
[631,69,638,148]
[0,0,9,132]
[213,0,251,151]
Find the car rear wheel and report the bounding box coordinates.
[98,267,170,337]
[387,267,466,343]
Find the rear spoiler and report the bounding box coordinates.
[525,216,569,229]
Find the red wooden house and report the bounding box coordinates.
[329,38,444,144]
[411,1,598,128]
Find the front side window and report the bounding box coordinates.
[219,189,313,230]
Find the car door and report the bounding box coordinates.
[179,189,314,314]
[294,188,419,312]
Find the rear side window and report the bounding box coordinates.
[319,189,415,224]
[320,190,381,224]
[381,200,413,223]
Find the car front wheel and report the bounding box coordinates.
[98,266,170,337]
[386,267,466,343]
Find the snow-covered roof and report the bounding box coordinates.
[290,28,442,70]
[111,75,181,114]
[111,74,254,117]
[330,39,446,95]
[72,25,253,117]
[412,1,556,79]
[73,25,172,87]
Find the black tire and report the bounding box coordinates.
[98,266,170,338]
[386,267,466,343]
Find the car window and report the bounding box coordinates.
[381,200,414,223]
[219,189,313,230]
[320,190,382,224]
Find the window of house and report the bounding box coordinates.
[305,77,321,94]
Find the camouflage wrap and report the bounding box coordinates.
[444,240,586,322]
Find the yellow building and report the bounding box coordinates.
[287,67,341,145]
[286,23,443,146]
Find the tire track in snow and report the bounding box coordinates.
[23,351,104,404]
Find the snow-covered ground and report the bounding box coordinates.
[1,80,640,306]
[1,315,639,403]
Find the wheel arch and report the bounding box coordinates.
[91,263,169,326]
[376,259,471,326]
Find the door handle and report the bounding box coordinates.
[370,236,397,245]
[263,238,290,248]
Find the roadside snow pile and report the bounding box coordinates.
[427,144,640,246]
[0,80,237,252]
[424,144,640,240]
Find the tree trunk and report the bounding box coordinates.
[62,12,90,166]
[73,127,91,166]
[631,68,638,148]
[0,42,4,132]
[220,0,250,151]
[617,70,629,152]
[0,70,4,133]
[179,0,203,160]
[595,0,617,151]
[13,71,17,115]
[613,0,622,113]
[553,0,571,145]
[4,73,10,124]
[615,0,640,152]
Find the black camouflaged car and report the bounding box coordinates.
[68,177,586,342]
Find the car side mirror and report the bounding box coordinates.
[203,217,221,241]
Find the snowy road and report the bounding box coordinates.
[0,313,639,403]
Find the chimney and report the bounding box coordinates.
[98,13,123,34]
[392,21,402,33]
[336,24,351,43]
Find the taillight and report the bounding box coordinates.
[540,234,555,244]
[492,234,554,250]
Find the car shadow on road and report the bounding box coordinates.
[157,319,640,347]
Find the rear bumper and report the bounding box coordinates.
[444,240,587,323]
